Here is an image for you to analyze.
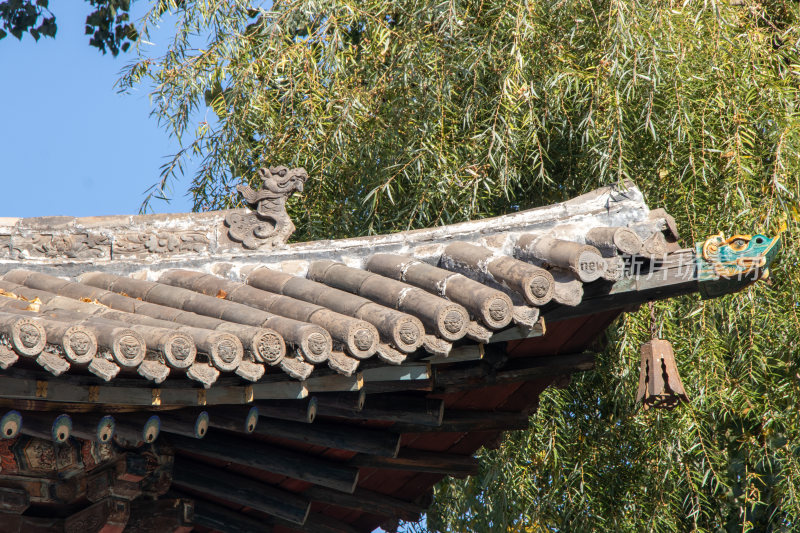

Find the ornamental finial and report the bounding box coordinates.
[696,232,781,298]
[225,165,308,249]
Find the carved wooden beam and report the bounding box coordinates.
[19,411,71,442]
[172,457,310,525]
[114,413,160,445]
[392,409,531,433]
[0,487,29,514]
[434,352,596,392]
[0,368,305,408]
[492,353,596,383]
[159,410,209,439]
[350,448,480,477]
[313,390,366,412]
[275,512,361,533]
[303,485,425,523]
[63,497,130,533]
[317,394,444,427]
[304,371,363,393]
[0,512,63,532]
[253,417,400,457]
[207,405,259,433]
[360,363,432,394]
[0,409,22,439]
[184,496,274,533]
[256,397,317,423]
[168,432,359,493]
[71,413,115,443]
[124,498,194,533]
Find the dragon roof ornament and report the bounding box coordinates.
[696,232,782,298]
[224,165,309,250]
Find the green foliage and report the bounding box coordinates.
[120,0,800,531]
[0,0,137,55]
[85,0,138,55]
[0,0,55,41]
[428,283,800,532]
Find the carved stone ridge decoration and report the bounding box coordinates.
[695,231,781,299]
[115,232,210,255]
[10,233,110,260]
[225,165,308,249]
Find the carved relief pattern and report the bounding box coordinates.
[225,165,308,249]
[114,232,210,255]
[118,335,143,361]
[0,439,18,474]
[65,514,104,533]
[0,164,306,260]
[217,338,239,364]
[9,234,110,260]
[56,444,78,471]
[23,439,57,471]
[81,441,114,472]
[64,499,129,533]
[1,231,211,260]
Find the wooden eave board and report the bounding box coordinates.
[184,311,619,533]
[322,311,620,532]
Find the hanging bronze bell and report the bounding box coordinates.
[636,339,688,410]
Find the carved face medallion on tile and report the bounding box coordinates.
[170,336,193,361]
[530,275,552,299]
[69,334,91,356]
[119,336,141,360]
[217,338,239,364]
[443,310,465,334]
[164,334,196,369]
[11,319,46,356]
[112,331,145,367]
[488,300,509,323]
[19,325,41,349]
[354,329,374,352]
[208,333,242,371]
[307,332,328,356]
[63,326,97,363]
[398,321,420,346]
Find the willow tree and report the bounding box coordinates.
[121,0,800,530]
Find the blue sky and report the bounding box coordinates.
[0,5,195,218]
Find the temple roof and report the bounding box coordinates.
[0,180,778,532]
[0,182,672,389]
